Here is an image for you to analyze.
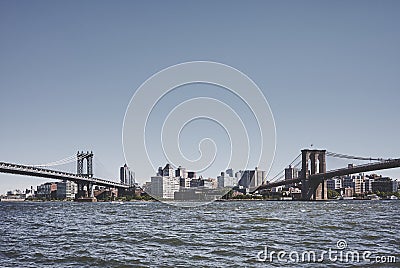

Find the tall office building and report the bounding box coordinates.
[150,163,181,199]
[175,166,187,178]
[162,163,174,177]
[238,167,266,189]
[150,176,180,199]
[217,172,238,188]
[285,165,299,187]
[225,168,234,178]
[285,165,298,180]
[120,164,135,186]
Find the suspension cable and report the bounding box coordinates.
[31,154,88,167]
[267,153,302,183]
[326,151,386,162]
[94,156,116,180]
[31,155,76,167]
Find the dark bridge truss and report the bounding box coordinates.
[0,161,129,189]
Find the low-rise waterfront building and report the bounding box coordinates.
[327,178,342,191]
[36,182,57,199]
[56,180,78,200]
[372,177,398,193]
[363,178,374,193]
[344,187,354,198]
[174,187,224,201]
[342,175,354,189]
[353,174,364,194]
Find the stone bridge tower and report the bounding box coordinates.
[300,149,327,200]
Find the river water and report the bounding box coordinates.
[0,201,399,267]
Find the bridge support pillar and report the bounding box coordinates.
[300,149,327,200]
[77,183,86,199]
[86,182,93,198]
[76,182,94,199]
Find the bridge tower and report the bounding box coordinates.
[77,151,93,177]
[76,151,94,198]
[300,149,327,200]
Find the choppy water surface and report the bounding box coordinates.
[0,201,399,267]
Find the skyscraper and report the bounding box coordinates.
[120,164,135,186]
[238,167,266,189]
[285,165,299,188]
[225,168,234,177]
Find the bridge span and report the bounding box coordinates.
[253,150,400,200]
[0,161,129,189]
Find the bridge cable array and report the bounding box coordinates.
[267,153,302,184]
[30,154,87,168]
[27,154,120,182]
[262,151,393,187]
[326,151,387,162]
[93,156,117,181]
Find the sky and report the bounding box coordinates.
[0,0,399,194]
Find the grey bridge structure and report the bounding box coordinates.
[252,149,400,200]
[0,151,129,198]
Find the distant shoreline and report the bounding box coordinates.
[1,198,398,203]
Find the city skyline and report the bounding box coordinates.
[1,159,399,197]
[1,1,400,194]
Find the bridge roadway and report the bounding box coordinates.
[0,161,129,189]
[254,158,400,192]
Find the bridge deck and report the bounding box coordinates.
[254,158,400,192]
[0,161,129,188]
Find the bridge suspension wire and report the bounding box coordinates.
[292,159,302,169]
[269,170,284,183]
[326,151,387,162]
[93,156,116,181]
[270,159,302,183]
[288,153,302,167]
[267,153,302,183]
[31,154,88,168]
[30,155,77,167]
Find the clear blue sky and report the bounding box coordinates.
[1,0,399,194]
